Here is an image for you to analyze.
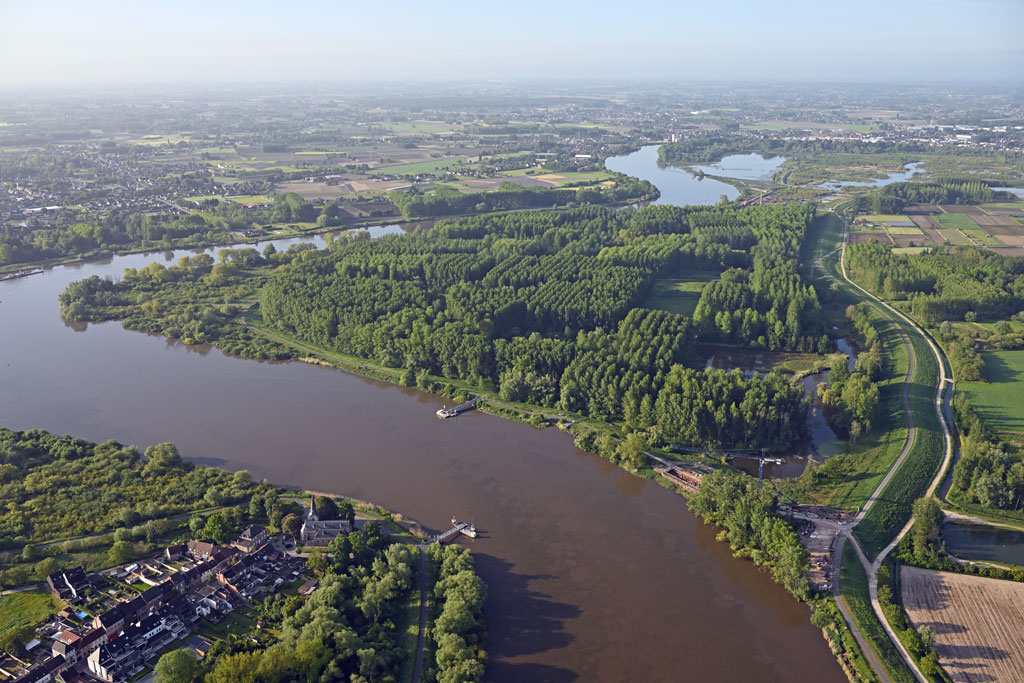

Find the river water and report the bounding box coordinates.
[0,243,844,677]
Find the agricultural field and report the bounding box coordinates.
[496,169,615,185]
[901,566,1024,683]
[935,212,979,231]
[859,214,911,225]
[368,157,470,176]
[960,350,1024,437]
[383,120,461,134]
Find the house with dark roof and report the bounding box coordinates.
[46,566,89,601]
[86,614,179,682]
[164,543,186,562]
[13,654,67,683]
[233,524,268,553]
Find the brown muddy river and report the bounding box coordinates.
[0,237,844,682]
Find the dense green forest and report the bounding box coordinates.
[258,204,820,449]
[852,180,994,213]
[845,243,1024,323]
[62,204,825,451]
[390,176,656,218]
[687,470,811,599]
[658,135,1017,166]
[1,193,333,267]
[0,428,261,547]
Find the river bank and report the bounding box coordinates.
[0,223,846,681]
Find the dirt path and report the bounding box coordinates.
[411,545,428,683]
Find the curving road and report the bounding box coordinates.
[817,210,957,683]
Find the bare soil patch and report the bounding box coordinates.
[910,214,939,229]
[990,246,1024,257]
[973,214,1020,227]
[849,232,891,245]
[892,234,926,247]
[940,205,984,215]
[994,234,1024,247]
[906,205,942,214]
[901,566,1024,683]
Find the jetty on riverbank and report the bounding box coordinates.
[436,397,480,419]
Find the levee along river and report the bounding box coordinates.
[0,235,844,681]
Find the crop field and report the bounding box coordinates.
[496,169,615,185]
[938,228,973,246]
[901,566,1024,683]
[961,350,1024,436]
[861,214,911,224]
[935,213,979,231]
[368,157,470,176]
[849,232,891,245]
[963,229,1001,246]
[384,121,460,134]
[886,226,923,235]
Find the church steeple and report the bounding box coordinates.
[309,496,319,522]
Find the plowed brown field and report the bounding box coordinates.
[901,566,1024,683]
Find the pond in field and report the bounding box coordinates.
[0,229,845,681]
[943,522,1024,566]
[817,161,926,191]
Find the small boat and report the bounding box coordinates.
[0,269,43,282]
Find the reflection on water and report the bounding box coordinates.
[703,339,854,479]
[691,153,786,181]
[943,522,1024,566]
[605,145,741,205]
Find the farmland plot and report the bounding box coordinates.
[901,566,1024,683]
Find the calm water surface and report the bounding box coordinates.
[943,522,1024,566]
[691,153,786,181]
[605,145,741,205]
[0,236,844,680]
[818,162,926,191]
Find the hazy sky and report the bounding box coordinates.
[1,0,1022,85]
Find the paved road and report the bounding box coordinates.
[819,210,957,683]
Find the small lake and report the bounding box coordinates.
[701,338,854,479]
[690,153,786,182]
[817,162,926,191]
[942,522,1024,566]
[605,145,741,205]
